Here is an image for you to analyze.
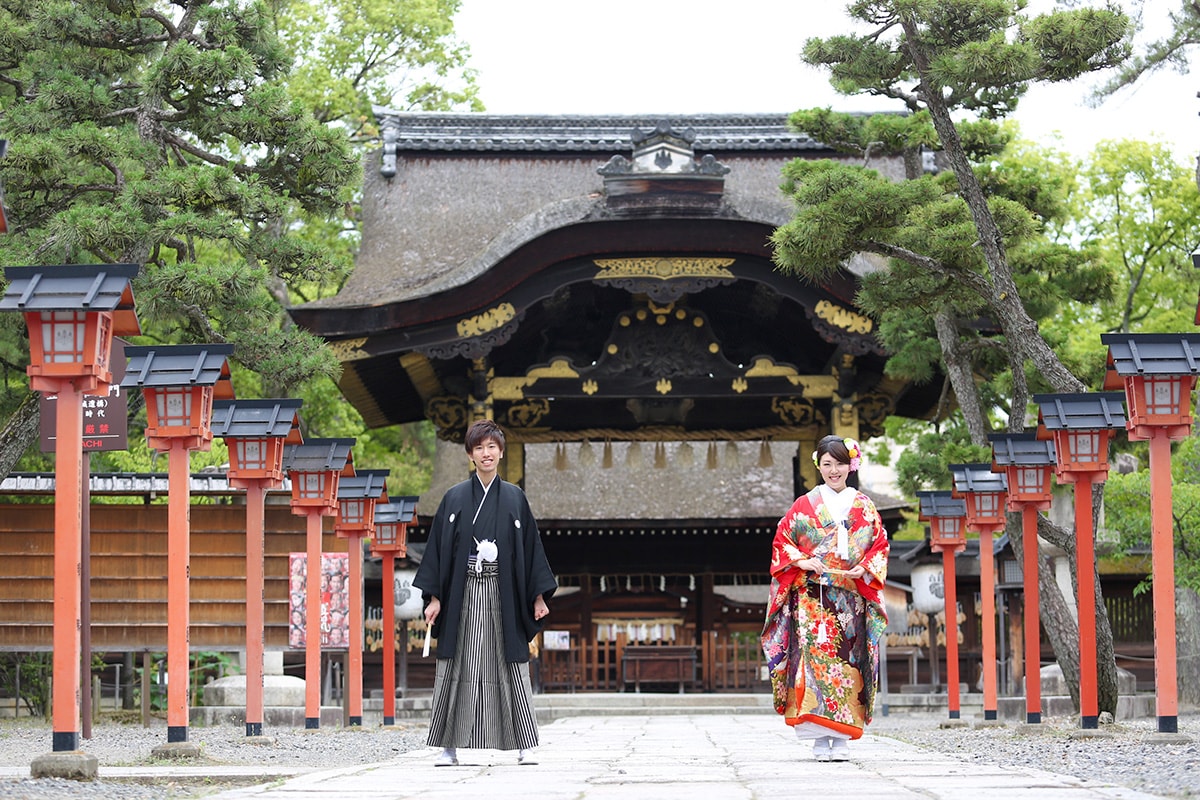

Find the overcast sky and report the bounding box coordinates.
[454,0,1196,161]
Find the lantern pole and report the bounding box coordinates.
[121,343,233,757]
[1102,332,1200,740]
[282,438,354,730]
[1,264,139,777]
[213,398,302,739]
[165,436,191,744]
[917,491,968,726]
[977,526,1000,721]
[381,549,397,726]
[1019,503,1041,724]
[990,432,1055,727]
[950,463,1008,726]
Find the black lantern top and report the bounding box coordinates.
[988,431,1056,466]
[916,490,967,520]
[1100,333,1200,383]
[122,343,234,392]
[338,469,390,502]
[1033,392,1126,432]
[0,264,141,336]
[282,438,355,474]
[948,462,1007,494]
[375,496,419,526]
[211,398,303,440]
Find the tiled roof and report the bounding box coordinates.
[375,111,822,153]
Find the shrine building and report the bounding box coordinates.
[289,112,943,691]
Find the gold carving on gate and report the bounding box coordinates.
[744,358,837,396]
[814,300,873,334]
[492,357,580,401]
[582,379,599,396]
[731,377,748,394]
[457,303,516,338]
[327,337,368,361]
[656,378,673,395]
[506,399,551,429]
[593,257,735,280]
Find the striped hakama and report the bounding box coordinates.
[426,557,539,750]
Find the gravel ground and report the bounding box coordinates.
[1,709,1199,799]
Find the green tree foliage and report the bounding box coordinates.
[277,0,481,135]
[1067,138,1200,335]
[1105,437,1200,594]
[0,0,454,492]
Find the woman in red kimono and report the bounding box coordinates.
[761,435,889,762]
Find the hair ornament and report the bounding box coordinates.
[811,436,864,472]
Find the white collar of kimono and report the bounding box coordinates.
[818,483,856,521]
[473,473,496,525]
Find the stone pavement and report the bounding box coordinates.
[204,713,1167,800]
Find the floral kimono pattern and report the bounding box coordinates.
[760,487,889,740]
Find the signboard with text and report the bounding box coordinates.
[39,338,129,453]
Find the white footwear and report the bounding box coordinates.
[829,737,850,761]
[812,736,831,761]
[518,748,538,765]
[434,748,458,766]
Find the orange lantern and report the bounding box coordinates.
[1033,392,1124,481]
[122,344,234,451]
[336,470,389,539]
[917,491,967,553]
[282,438,355,514]
[1,264,140,393]
[989,432,1055,511]
[212,399,303,486]
[371,497,419,557]
[1101,333,1200,441]
[948,463,1007,531]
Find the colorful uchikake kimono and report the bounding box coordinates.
[761,486,889,741]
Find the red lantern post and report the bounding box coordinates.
[212,398,303,739]
[990,432,1056,725]
[917,491,968,722]
[0,265,139,767]
[1102,333,1200,738]
[283,438,355,729]
[371,498,418,727]
[122,344,233,753]
[335,470,389,727]
[1034,391,1125,731]
[949,463,1008,723]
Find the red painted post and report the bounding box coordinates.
[1148,430,1179,731]
[381,551,396,726]
[942,547,961,718]
[1021,503,1041,724]
[166,438,192,743]
[347,535,364,726]
[977,528,999,720]
[1075,476,1100,728]
[244,482,266,737]
[305,511,323,728]
[51,384,84,752]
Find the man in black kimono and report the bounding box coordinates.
[414,419,557,766]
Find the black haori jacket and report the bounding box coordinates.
[413,476,558,663]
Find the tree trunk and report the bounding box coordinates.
[1176,587,1200,704]
[934,310,989,443]
[0,392,41,479]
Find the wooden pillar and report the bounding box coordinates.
[346,534,364,726]
[244,481,267,737]
[166,438,192,743]
[304,511,322,728]
[51,383,83,752]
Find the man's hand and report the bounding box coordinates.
[424,596,441,625]
[533,594,549,621]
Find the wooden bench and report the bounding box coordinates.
[621,645,697,693]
